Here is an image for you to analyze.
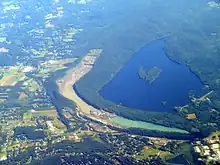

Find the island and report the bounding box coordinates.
[138,66,162,84]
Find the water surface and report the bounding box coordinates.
[100,40,205,112]
[111,117,189,133]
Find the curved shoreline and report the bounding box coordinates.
[56,49,189,134]
[73,84,189,134]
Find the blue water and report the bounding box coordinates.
[99,40,206,112]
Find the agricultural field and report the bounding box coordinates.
[0,67,26,86]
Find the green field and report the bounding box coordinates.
[23,111,32,120]
[111,117,189,133]
[134,147,173,161]
[23,78,40,92]
[32,110,58,118]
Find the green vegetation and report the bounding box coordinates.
[0,99,5,103]
[28,48,49,58]
[210,130,220,137]
[88,49,103,56]
[76,131,103,143]
[0,146,7,161]
[175,105,189,113]
[23,78,40,92]
[52,119,66,130]
[213,100,220,107]
[134,147,173,161]
[111,117,189,133]
[178,143,194,163]
[208,2,220,8]
[159,151,174,161]
[0,37,6,43]
[7,143,20,151]
[23,111,32,120]
[32,110,58,118]
[192,90,214,104]
[0,67,27,86]
[146,67,162,83]
[3,3,20,12]
[36,66,66,77]
[138,66,162,84]
[35,58,77,77]
[63,28,82,42]
[135,147,158,160]
[46,120,66,135]
[138,66,147,80]
[134,143,192,163]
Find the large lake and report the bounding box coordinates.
[99,40,206,112]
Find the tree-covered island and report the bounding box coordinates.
[138,66,162,84]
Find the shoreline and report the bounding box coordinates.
[56,49,189,134]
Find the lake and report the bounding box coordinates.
[99,39,206,112]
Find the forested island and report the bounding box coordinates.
[138,66,162,84]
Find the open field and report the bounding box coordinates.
[31,109,58,118]
[23,109,58,119]
[23,79,40,92]
[134,146,173,161]
[0,67,26,86]
[36,58,78,77]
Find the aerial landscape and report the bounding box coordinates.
[0,0,220,164]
